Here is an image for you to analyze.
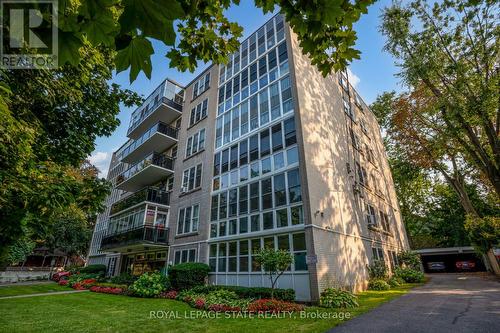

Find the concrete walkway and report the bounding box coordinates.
[328,273,500,333]
[0,290,88,300]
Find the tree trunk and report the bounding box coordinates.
[486,248,500,276]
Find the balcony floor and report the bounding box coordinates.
[121,132,177,164]
[128,103,182,139]
[116,164,174,192]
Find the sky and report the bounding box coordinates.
[89,0,403,177]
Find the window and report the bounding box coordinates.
[231,108,240,140]
[230,144,238,170]
[260,128,271,157]
[257,27,266,55]
[280,76,293,113]
[272,123,283,152]
[177,204,199,235]
[270,82,281,120]
[249,134,259,161]
[343,96,354,118]
[262,157,271,174]
[380,211,391,232]
[274,151,285,170]
[278,41,288,63]
[366,203,377,226]
[276,208,288,228]
[291,205,304,225]
[287,168,302,203]
[192,72,210,99]
[286,146,298,165]
[239,185,248,214]
[292,233,307,271]
[229,188,238,217]
[259,89,269,125]
[239,240,249,271]
[215,116,223,147]
[211,195,218,221]
[189,98,208,126]
[350,128,360,149]
[251,215,260,232]
[268,48,277,69]
[356,162,367,186]
[239,139,248,166]
[263,211,273,230]
[221,149,229,173]
[182,164,202,191]
[240,100,249,135]
[250,94,258,130]
[239,217,248,234]
[261,177,273,210]
[213,152,221,176]
[185,129,205,157]
[219,192,227,219]
[228,241,237,271]
[250,181,260,212]
[372,247,384,262]
[273,173,286,206]
[284,116,297,147]
[174,249,196,264]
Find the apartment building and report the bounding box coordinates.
[87,14,409,302]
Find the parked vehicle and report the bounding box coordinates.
[455,260,476,271]
[427,262,446,271]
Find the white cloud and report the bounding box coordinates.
[88,151,112,178]
[347,68,360,88]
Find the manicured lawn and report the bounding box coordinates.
[0,283,69,297]
[0,283,421,333]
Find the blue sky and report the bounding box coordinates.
[90,0,403,176]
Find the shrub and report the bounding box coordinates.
[397,251,421,270]
[90,286,124,294]
[190,285,295,301]
[58,279,69,286]
[367,260,388,279]
[159,290,178,299]
[79,264,107,275]
[388,276,404,287]
[168,263,210,290]
[394,268,425,283]
[93,282,128,290]
[52,271,71,282]
[319,288,359,308]
[129,272,170,297]
[110,272,137,285]
[368,279,390,290]
[67,273,102,287]
[248,299,304,313]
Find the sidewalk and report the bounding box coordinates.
[0,290,88,299]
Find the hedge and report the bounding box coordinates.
[79,264,107,275]
[168,263,210,290]
[190,285,295,301]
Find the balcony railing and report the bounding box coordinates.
[116,153,174,186]
[110,187,170,216]
[100,226,169,251]
[128,97,183,137]
[121,122,179,163]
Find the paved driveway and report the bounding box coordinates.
[328,274,500,333]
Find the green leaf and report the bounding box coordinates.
[58,31,83,66]
[115,36,154,81]
[322,0,343,26]
[119,0,184,45]
[81,11,118,46]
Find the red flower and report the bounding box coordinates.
[194,298,206,309]
[248,299,303,313]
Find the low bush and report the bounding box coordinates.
[319,288,359,308]
[90,286,124,295]
[368,279,390,291]
[367,260,388,279]
[52,271,71,282]
[58,279,69,286]
[247,299,304,313]
[93,282,128,290]
[394,268,425,283]
[189,285,295,301]
[67,273,102,287]
[79,264,107,275]
[397,251,422,270]
[168,263,210,290]
[388,276,404,287]
[158,290,178,299]
[129,272,170,297]
[110,272,137,285]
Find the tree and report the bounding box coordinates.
[0,46,138,267]
[5,0,374,80]
[380,0,500,197]
[255,248,293,298]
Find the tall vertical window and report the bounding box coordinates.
[177,204,199,235]
[261,177,273,210]
[239,140,248,166]
[229,188,238,217]
[240,100,249,135]
[230,144,238,170]
[192,72,210,99]
[239,185,248,214]
[250,181,260,212]
[213,152,221,176]
[287,168,301,203]
[271,123,283,152]
[221,148,229,173]
[260,128,271,157]
[185,129,205,158]
[250,94,259,130]
[182,164,202,191]
[189,98,208,126]
[280,76,293,113]
[273,173,286,206]
[365,203,377,226]
[249,134,259,162]
[284,116,297,147]
[259,89,269,125]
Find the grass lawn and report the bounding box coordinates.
[0,283,421,333]
[0,283,69,297]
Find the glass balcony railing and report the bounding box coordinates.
[121,122,178,162]
[116,152,174,186]
[100,226,169,250]
[110,187,170,216]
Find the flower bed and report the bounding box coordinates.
[247,299,304,313]
[89,286,124,295]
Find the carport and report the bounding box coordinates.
[416,246,486,273]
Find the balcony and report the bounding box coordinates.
[127,96,183,139]
[100,226,169,252]
[116,153,174,192]
[121,122,179,164]
[110,187,170,216]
